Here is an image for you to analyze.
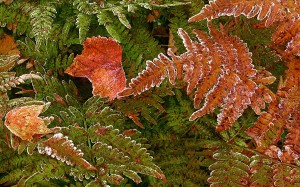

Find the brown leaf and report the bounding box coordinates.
[65,36,126,101]
[0,0,13,5]
[0,34,20,55]
[4,104,53,141]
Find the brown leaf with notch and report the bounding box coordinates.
[65,36,126,101]
[4,104,53,141]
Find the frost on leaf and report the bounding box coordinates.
[246,84,300,161]
[120,24,275,131]
[4,103,53,141]
[188,0,286,27]
[65,36,126,101]
[38,133,97,171]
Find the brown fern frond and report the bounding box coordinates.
[247,83,300,156]
[189,0,286,27]
[119,24,276,131]
[285,32,300,56]
[272,163,300,186]
[189,24,274,131]
[190,1,300,58]
[271,18,300,45]
[279,110,300,163]
[119,53,176,97]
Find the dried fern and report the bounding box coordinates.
[119,24,275,131]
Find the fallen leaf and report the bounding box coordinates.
[65,36,126,100]
[0,34,20,55]
[4,104,53,141]
[0,0,13,5]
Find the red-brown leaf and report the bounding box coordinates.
[0,34,20,55]
[65,36,126,101]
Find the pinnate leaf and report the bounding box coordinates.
[38,133,97,171]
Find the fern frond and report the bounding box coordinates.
[189,0,300,57]
[89,124,166,184]
[38,133,97,171]
[280,110,300,163]
[32,74,78,101]
[112,7,131,29]
[208,148,250,186]
[76,13,91,43]
[249,155,274,186]
[30,4,56,48]
[271,18,300,45]
[272,163,300,186]
[246,84,300,156]
[189,0,286,27]
[73,0,98,15]
[0,1,33,35]
[0,168,23,186]
[120,24,275,131]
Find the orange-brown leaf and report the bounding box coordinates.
[0,34,20,55]
[4,104,53,141]
[65,36,126,101]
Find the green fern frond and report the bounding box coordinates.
[38,133,97,171]
[112,7,131,29]
[208,148,250,186]
[30,4,56,48]
[89,124,166,184]
[0,1,33,35]
[32,74,78,101]
[76,13,92,43]
[249,155,274,186]
[0,168,24,186]
[73,0,99,15]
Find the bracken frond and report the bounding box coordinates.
[208,148,250,186]
[38,133,97,171]
[189,0,287,27]
[246,83,300,162]
[119,23,275,131]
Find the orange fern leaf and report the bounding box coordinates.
[189,0,286,27]
[246,84,300,154]
[271,18,300,45]
[280,111,300,163]
[119,24,276,131]
[285,32,300,56]
[119,53,176,97]
[189,24,274,131]
[189,0,300,57]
